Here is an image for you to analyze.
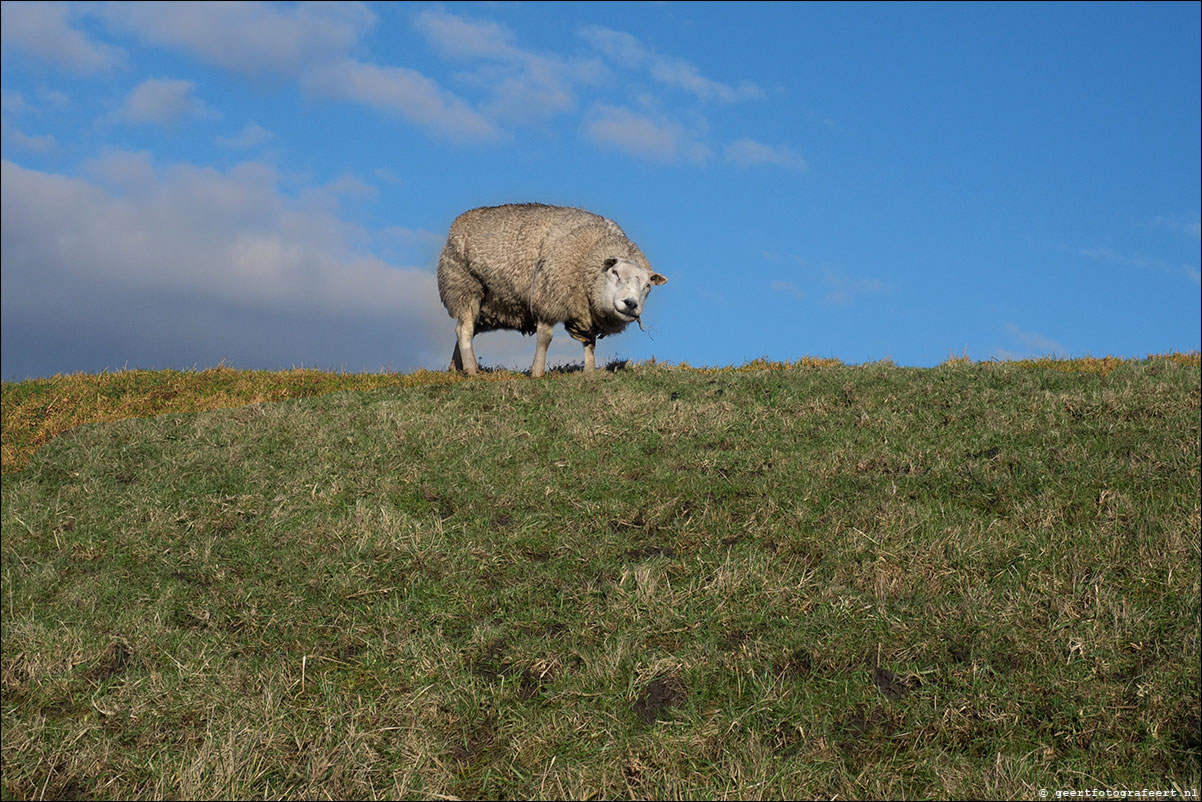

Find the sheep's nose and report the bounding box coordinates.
[622,298,639,313]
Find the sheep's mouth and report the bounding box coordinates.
[614,306,640,321]
[618,309,646,332]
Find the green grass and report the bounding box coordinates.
[2,357,1199,799]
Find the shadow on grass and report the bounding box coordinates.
[474,358,632,377]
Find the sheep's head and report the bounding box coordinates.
[600,257,666,323]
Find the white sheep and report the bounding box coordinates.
[436,203,666,377]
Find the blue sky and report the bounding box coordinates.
[2,1,1199,380]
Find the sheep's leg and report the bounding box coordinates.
[583,336,597,373]
[531,321,554,378]
[455,317,479,375]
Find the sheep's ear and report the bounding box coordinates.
[650,272,667,285]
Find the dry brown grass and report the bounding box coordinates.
[1,358,849,475]
[0,364,510,475]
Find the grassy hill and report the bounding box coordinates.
[2,357,1199,799]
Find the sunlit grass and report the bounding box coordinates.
[6,354,1194,475]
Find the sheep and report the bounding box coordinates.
[436,203,666,377]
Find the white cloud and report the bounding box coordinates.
[725,138,807,172]
[372,168,403,186]
[3,88,73,117]
[112,78,215,125]
[374,225,445,270]
[1078,245,1200,284]
[376,226,444,261]
[0,1,124,73]
[0,159,450,379]
[97,1,374,78]
[296,174,378,220]
[1,90,32,114]
[1078,246,1124,263]
[1003,323,1068,356]
[770,280,805,300]
[97,2,491,142]
[578,27,648,66]
[414,9,520,62]
[413,9,604,125]
[303,59,498,142]
[582,104,711,164]
[0,122,57,154]
[476,61,578,124]
[579,25,762,103]
[83,149,156,192]
[1150,215,1202,241]
[42,89,70,108]
[378,226,442,246]
[576,26,770,166]
[216,121,276,149]
[820,267,886,306]
[649,59,763,104]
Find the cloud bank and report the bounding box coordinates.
[1,158,450,380]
